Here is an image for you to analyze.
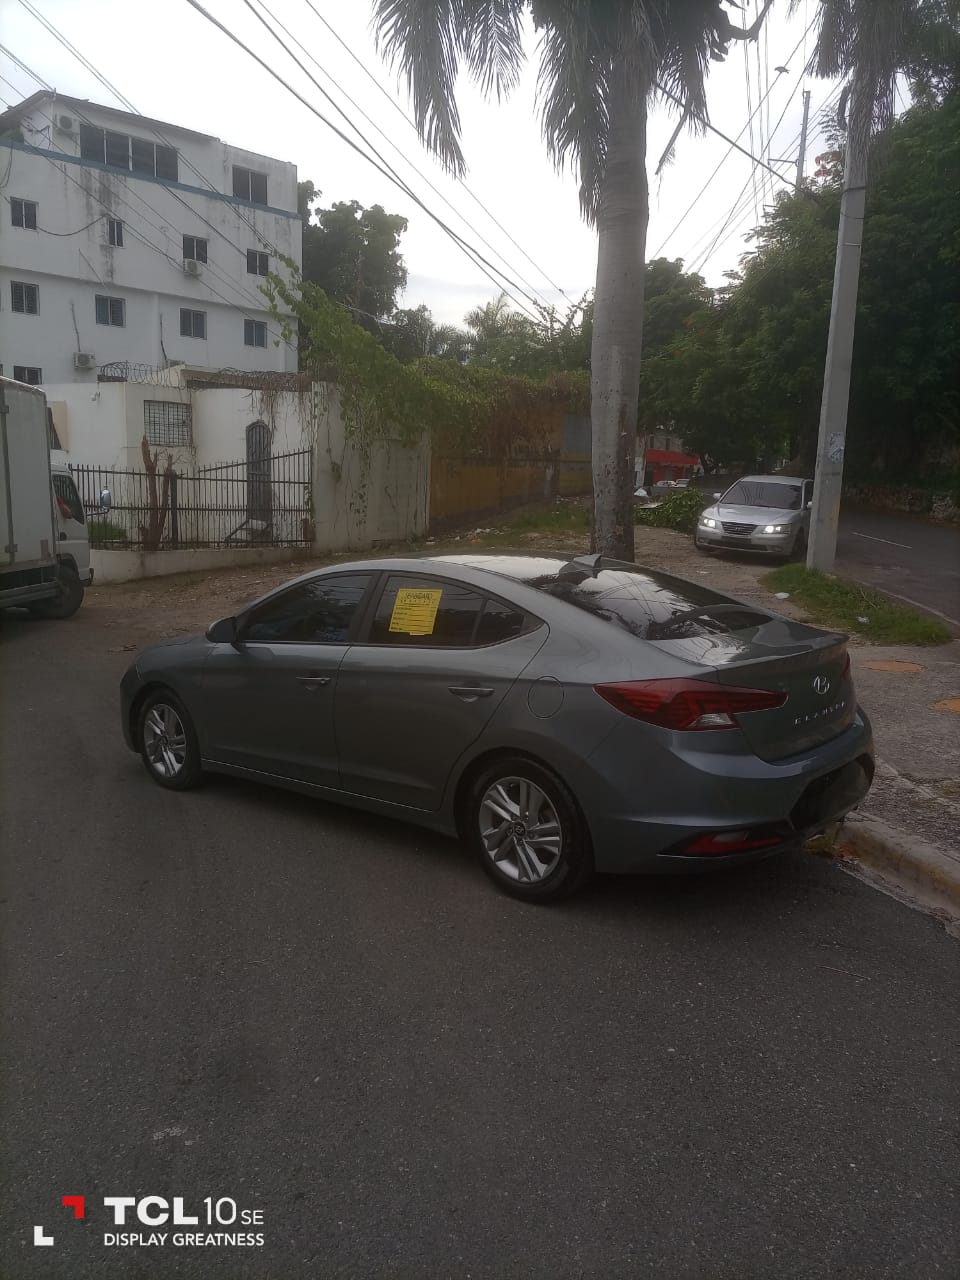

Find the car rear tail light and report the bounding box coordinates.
[594,678,786,731]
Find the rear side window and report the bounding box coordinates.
[542,566,762,641]
[243,574,370,644]
[475,597,527,645]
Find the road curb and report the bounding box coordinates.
[821,812,960,913]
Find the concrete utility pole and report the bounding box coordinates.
[795,90,811,192]
[806,81,869,572]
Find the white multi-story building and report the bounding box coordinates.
[0,91,301,388]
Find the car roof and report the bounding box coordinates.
[735,474,811,485]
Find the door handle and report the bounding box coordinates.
[448,685,494,700]
[297,674,331,689]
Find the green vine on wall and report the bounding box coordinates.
[264,268,589,467]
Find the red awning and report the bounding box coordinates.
[645,448,699,465]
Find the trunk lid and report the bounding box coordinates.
[647,609,854,761]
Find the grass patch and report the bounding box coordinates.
[763,564,951,646]
[480,501,591,541]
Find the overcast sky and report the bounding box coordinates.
[1,0,842,326]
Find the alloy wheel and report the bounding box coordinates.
[478,776,563,884]
[143,703,188,779]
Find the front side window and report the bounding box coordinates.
[368,576,486,648]
[246,249,269,276]
[11,281,39,315]
[244,319,267,348]
[144,400,191,448]
[180,308,207,340]
[11,198,38,229]
[183,235,208,263]
[243,574,372,645]
[95,295,125,327]
[52,473,85,524]
[232,166,268,204]
[108,217,123,247]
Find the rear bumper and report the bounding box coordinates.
[578,710,874,874]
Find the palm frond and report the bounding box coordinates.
[461,0,525,99]
[372,0,470,174]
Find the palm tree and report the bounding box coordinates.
[800,0,960,569]
[372,0,771,558]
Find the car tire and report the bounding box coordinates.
[466,756,594,903]
[137,689,204,791]
[27,564,84,619]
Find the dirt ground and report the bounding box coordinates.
[75,521,805,645]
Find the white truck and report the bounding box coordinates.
[0,376,104,619]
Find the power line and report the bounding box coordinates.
[300,0,573,305]
[183,0,543,321]
[14,0,285,265]
[248,0,554,313]
[652,12,818,258]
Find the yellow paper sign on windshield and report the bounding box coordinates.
[389,587,443,635]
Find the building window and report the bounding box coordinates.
[244,319,268,348]
[246,249,269,276]
[144,400,192,448]
[11,281,39,315]
[232,166,268,205]
[182,235,208,263]
[180,308,207,339]
[80,124,178,181]
[11,198,38,229]
[13,365,42,384]
[108,217,124,247]
[95,294,126,327]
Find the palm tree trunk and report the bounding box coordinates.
[590,62,648,561]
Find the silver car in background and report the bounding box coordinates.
[695,475,814,559]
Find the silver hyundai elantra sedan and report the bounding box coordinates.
[120,552,873,902]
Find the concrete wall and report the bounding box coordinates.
[1,93,300,385]
[91,545,313,585]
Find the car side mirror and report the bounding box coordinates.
[99,488,112,511]
[806,500,813,509]
[712,492,722,500]
[206,616,240,645]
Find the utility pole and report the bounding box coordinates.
[806,79,869,572]
[795,90,811,192]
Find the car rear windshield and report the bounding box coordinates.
[722,480,802,509]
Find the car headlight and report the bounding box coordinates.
[763,524,787,534]
[700,517,717,528]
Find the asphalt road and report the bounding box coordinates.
[836,506,960,627]
[2,608,959,1280]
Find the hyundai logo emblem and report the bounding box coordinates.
[813,674,831,695]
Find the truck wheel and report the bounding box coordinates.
[28,565,84,620]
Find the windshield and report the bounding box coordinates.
[722,481,802,510]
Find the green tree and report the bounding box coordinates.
[301,197,409,325]
[372,0,773,559]
[382,304,473,363]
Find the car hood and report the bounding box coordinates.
[706,503,802,523]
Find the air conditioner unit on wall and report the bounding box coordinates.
[73,352,95,371]
[55,114,76,133]
[183,259,201,277]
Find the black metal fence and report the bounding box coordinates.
[75,450,313,550]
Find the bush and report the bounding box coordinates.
[634,487,706,533]
[87,517,128,546]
